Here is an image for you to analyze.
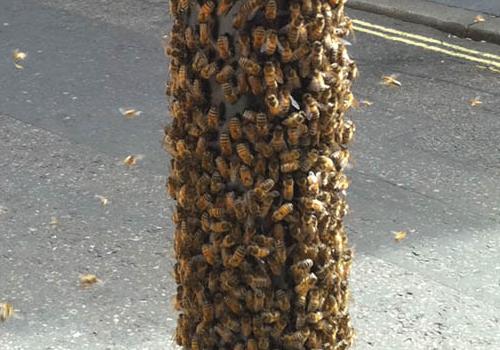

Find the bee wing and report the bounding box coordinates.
[290,94,300,110]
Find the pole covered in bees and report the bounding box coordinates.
[164,0,357,348]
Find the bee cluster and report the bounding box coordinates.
[165,0,357,348]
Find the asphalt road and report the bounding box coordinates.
[428,0,500,16]
[1,0,500,349]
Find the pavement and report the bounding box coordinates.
[347,0,500,44]
[1,0,500,349]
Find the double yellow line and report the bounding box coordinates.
[352,19,500,71]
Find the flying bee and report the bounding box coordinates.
[469,97,482,107]
[12,49,27,69]
[228,116,243,140]
[382,74,402,87]
[239,164,254,188]
[80,273,100,288]
[239,57,261,76]
[264,0,277,21]
[236,143,254,165]
[119,107,143,119]
[200,62,217,80]
[122,154,143,167]
[393,230,407,242]
[198,0,215,22]
[265,94,281,116]
[0,303,14,322]
[221,82,239,104]
[252,26,266,50]
[272,203,293,222]
[217,35,231,60]
[216,64,235,84]
[247,75,263,96]
[219,131,233,157]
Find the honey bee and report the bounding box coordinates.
[217,35,231,61]
[295,273,318,296]
[200,62,217,80]
[246,274,272,290]
[222,82,239,104]
[289,2,301,21]
[332,148,351,170]
[247,75,264,96]
[201,244,217,265]
[287,17,305,48]
[255,113,269,137]
[184,26,197,50]
[469,97,482,107]
[268,158,280,182]
[263,61,283,90]
[236,70,249,94]
[176,0,190,14]
[228,245,246,267]
[264,0,277,21]
[227,116,242,141]
[261,30,278,56]
[254,155,267,176]
[283,329,310,348]
[219,131,232,157]
[248,245,271,259]
[239,164,254,188]
[192,50,209,72]
[272,203,293,222]
[280,159,300,173]
[280,39,293,63]
[309,70,329,92]
[252,26,266,50]
[246,338,258,350]
[265,94,281,116]
[239,57,261,76]
[199,22,211,46]
[237,33,251,57]
[241,316,253,337]
[267,126,286,153]
[291,43,310,61]
[210,220,232,233]
[0,303,14,322]
[282,176,294,201]
[215,325,234,344]
[80,273,100,288]
[119,107,142,119]
[198,1,215,22]
[215,64,235,84]
[12,49,27,69]
[255,141,274,158]
[217,0,234,15]
[382,74,402,87]
[123,154,143,167]
[285,67,301,91]
[236,143,254,165]
[275,289,291,311]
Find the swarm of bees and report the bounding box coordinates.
[165,0,356,348]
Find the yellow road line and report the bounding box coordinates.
[353,19,500,62]
[353,25,500,69]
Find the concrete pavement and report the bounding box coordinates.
[1,0,500,349]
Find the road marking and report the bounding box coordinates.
[353,19,500,62]
[352,25,500,69]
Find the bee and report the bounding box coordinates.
[289,2,301,21]
[80,273,100,288]
[255,142,274,158]
[210,220,232,233]
[254,155,267,176]
[265,94,281,116]
[237,70,249,94]
[279,149,300,163]
[295,273,318,296]
[291,43,310,61]
[237,33,251,57]
[287,17,305,48]
[239,57,261,76]
[228,245,247,267]
[255,113,269,137]
[275,289,291,312]
[201,244,217,265]
[246,338,258,350]
[309,70,329,92]
[199,22,211,46]
[184,26,198,50]
[217,0,234,15]
[200,62,217,80]
[217,35,231,60]
[393,230,407,242]
[236,143,254,165]
[282,176,294,201]
[192,50,209,72]
[382,74,402,87]
[263,62,282,90]
[264,0,277,21]
[262,30,279,56]
[268,158,280,183]
[228,116,243,141]
[338,119,356,144]
[239,164,254,188]
[208,206,226,219]
[119,107,142,119]
[123,154,143,167]
[215,325,234,344]
[197,193,213,211]
[219,131,232,157]
[285,67,301,91]
[210,171,225,193]
[332,148,351,170]
[215,64,235,84]
[252,26,266,50]
[282,112,305,128]
[469,97,482,107]
[176,0,190,14]
[272,203,293,222]
[283,329,310,348]
[270,126,287,152]
[222,82,239,104]
[280,159,300,173]
[280,40,293,63]
[248,75,264,96]
[0,303,14,322]
[12,49,27,69]
[254,178,275,197]
[241,316,253,337]
[198,0,215,22]
[224,296,244,315]
[334,172,350,191]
